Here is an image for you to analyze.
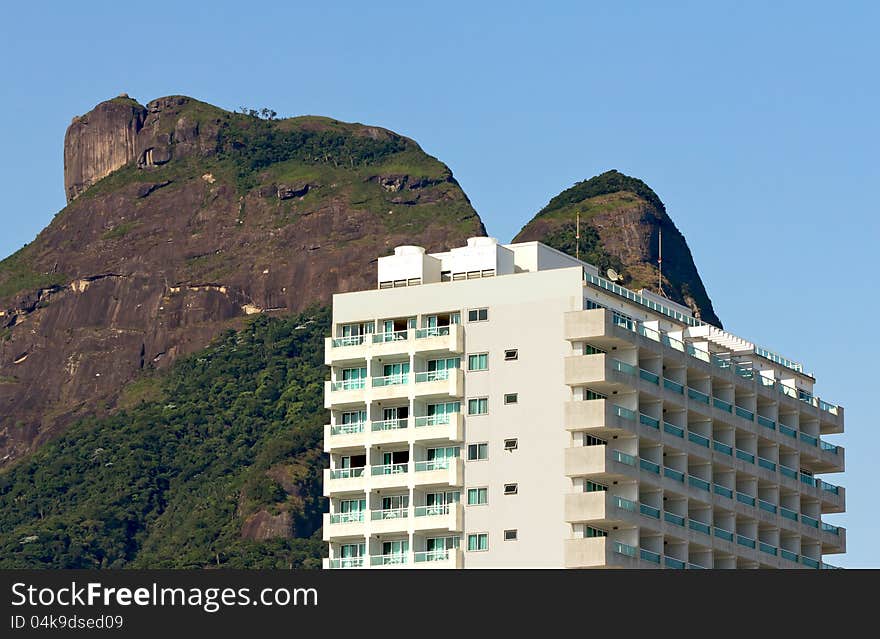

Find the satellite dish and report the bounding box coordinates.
[606,268,620,282]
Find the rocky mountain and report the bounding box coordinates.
[0,94,485,466]
[514,170,721,327]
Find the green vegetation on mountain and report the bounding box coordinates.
[537,169,665,219]
[0,309,330,569]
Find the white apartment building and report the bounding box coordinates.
[321,237,845,569]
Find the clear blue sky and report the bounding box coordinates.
[1,1,877,566]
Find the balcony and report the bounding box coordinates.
[413,548,463,569]
[563,537,644,569]
[413,368,464,399]
[324,557,366,569]
[369,463,411,489]
[371,373,411,401]
[412,502,464,532]
[325,324,463,365]
[369,507,409,535]
[324,466,368,495]
[412,457,464,487]
[325,414,463,452]
[322,511,365,540]
[324,379,367,408]
[565,399,632,433]
[412,412,464,443]
[564,353,613,387]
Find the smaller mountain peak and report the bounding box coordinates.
[539,169,665,218]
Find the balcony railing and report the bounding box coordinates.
[613,450,637,466]
[687,388,710,404]
[414,459,453,472]
[757,415,776,430]
[639,503,661,519]
[329,512,364,524]
[736,492,756,507]
[329,467,365,479]
[370,554,408,566]
[664,511,685,526]
[414,504,452,517]
[713,484,733,498]
[415,370,452,383]
[663,378,684,394]
[370,508,408,521]
[713,440,733,456]
[735,449,755,464]
[414,414,453,427]
[330,379,366,391]
[759,541,778,556]
[663,422,684,438]
[663,466,685,482]
[415,326,451,339]
[372,418,409,431]
[736,534,756,549]
[688,431,710,448]
[370,463,409,476]
[757,457,776,472]
[688,475,710,491]
[372,330,409,344]
[640,413,660,429]
[372,374,409,387]
[330,422,366,435]
[639,458,660,474]
[331,335,366,347]
[414,550,451,562]
[328,557,365,568]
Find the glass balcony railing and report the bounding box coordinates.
[735,449,755,464]
[612,312,635,331]
[372,330,409,344]
[757,415,776,430]
[640,413,660,429]
[639,369,660,384]
[780,507,798,522]
[779,464,797,479]
[639,503,661,519]
[330,422,366,435]
[328,557,364,568]
[640,548,661,564]
[663,467,685,482]
[780,549,798,563]
[687,388,710,404]
[371,463,409,476]
[329,512,364,524]
[801,515,819,529]
[664,511,685,526]
[329,467,365,480]
[735,406,754,421]
[757,457,776,472]
[414,414,453,427]
[714,527,734,542]
[713,440,733,456]
[801,557,820,569]
[613,450,637,466]
[821,522,840,535]
[615,405,637,421]
[331,335,366,347]
[818,400,839,415]
[663,378,684,394]
[414,370,451,383]
[759,541,777,556]
[663,422,684,438]
[414,459,453,472]
[689,520,711,535]
[713,484,733,498]
[415,504,452,517]
[664,556,686,569]
[779,424,797,438]
[613,541,637,558]
[330,379,366,391]
[415,326,451,339]
[800,432,819,447]
[686,343,710,362]
[639,458,661,474]
[736,492,756,507]
[613,496,637,512]
[820,440,839,454]
[736,535,756,549]
[414,550,451,562]
[372,374,409,387]
[688,475,710,491]
[661,334,685,351]
[713,397,733,413]
[612,359,637,375]
[371,508,408,521]
[688,431,710,448]
[637,324,660,341]
[758,500,777,514]
[371,419,408,431]
[818,480,840,495]
[371,554,408,566]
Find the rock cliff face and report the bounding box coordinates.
[514,170,721,327]
[63,96,146,202]
[0,95,485,465]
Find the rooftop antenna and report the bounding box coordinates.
[575,211,580,262]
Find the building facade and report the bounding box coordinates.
[322,237,845,568]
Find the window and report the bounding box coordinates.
[584,389,607,401]
[584,434,607,447]
[504,349,518,361]
[503,483,518,495]
[467,353,488,371]
[585,526,607,538]
[585,299,604,310]
[467,308,488,322]
[467,533,488,551]
[467,443,488,460]
[467,488,488,505]
[583,344,605,355]
[467,397,488,415]
[504,529,518,541]
[503,393,518,405]
[584,480,607,493]
[503,438,518,451]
